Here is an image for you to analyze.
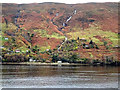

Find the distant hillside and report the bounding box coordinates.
[1,2,119,63]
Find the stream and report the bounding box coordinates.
[51,9,77,51]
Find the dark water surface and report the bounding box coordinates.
[1,65,120,88]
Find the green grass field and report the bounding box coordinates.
[34,29,65,39]
[67,24,118,46]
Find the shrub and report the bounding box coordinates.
[104,41,107,46]
[96,45,99,49]
[69,54,79,63]
[52,54,59,62]
[31,34,34,37]
[106,45,109,49]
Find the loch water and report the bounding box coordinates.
[1,65,120,88]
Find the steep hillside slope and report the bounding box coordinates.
[1,2,119,63]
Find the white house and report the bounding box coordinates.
[29,58,33,62]
[5,38,8,40]
[0,46,4,49]
[15,50,20,53]
[46,49,49,51]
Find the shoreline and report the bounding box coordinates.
[2,62,120,66]
[2,62,89,66]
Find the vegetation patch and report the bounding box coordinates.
[67,24,118,46]
[1,23,17,32]
[34,29,65,39]
[40,46,51,52]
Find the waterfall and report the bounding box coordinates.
[56,13,59,16]
[66,16,72,23]
[50,9,77,51]
[74,9,77,14]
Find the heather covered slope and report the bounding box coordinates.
[1,2,119,64]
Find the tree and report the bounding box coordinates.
[4,17,8,28]
[96,45,99,49]
[104,41,107,46]
[89,40,93,44]
[106,45,109,50]
[82,43,86,48]
[35,45,37,49]
[28,46,30,49]
[31,34,34,37]
[69,54,78,63]
[90,44,94,48]
[52,54,59,62]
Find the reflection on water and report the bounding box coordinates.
[2,65,119,88]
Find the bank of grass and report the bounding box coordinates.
[67,24,118,46]
[1,23,18,44]
[1,23,17,32]
[34,29,65,39]
[17,46,29,53]
[40,45,51,52]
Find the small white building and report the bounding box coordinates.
[0,46,4,49]
[29,58,33,62]
[15,50,20,53]
[33,60,36,62]
[57,61,62,66]
[46,49,49,51]
[5,38,8,40]
[85,45,89,48]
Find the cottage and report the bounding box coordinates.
[15,50,20,53]
[29,58,33,62]
[57,61,62,66]
[85,45,89,49]
[4,38,8,40]
[0,46,4,49]
[46,49,49,51]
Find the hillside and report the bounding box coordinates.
[1,2,119,65]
